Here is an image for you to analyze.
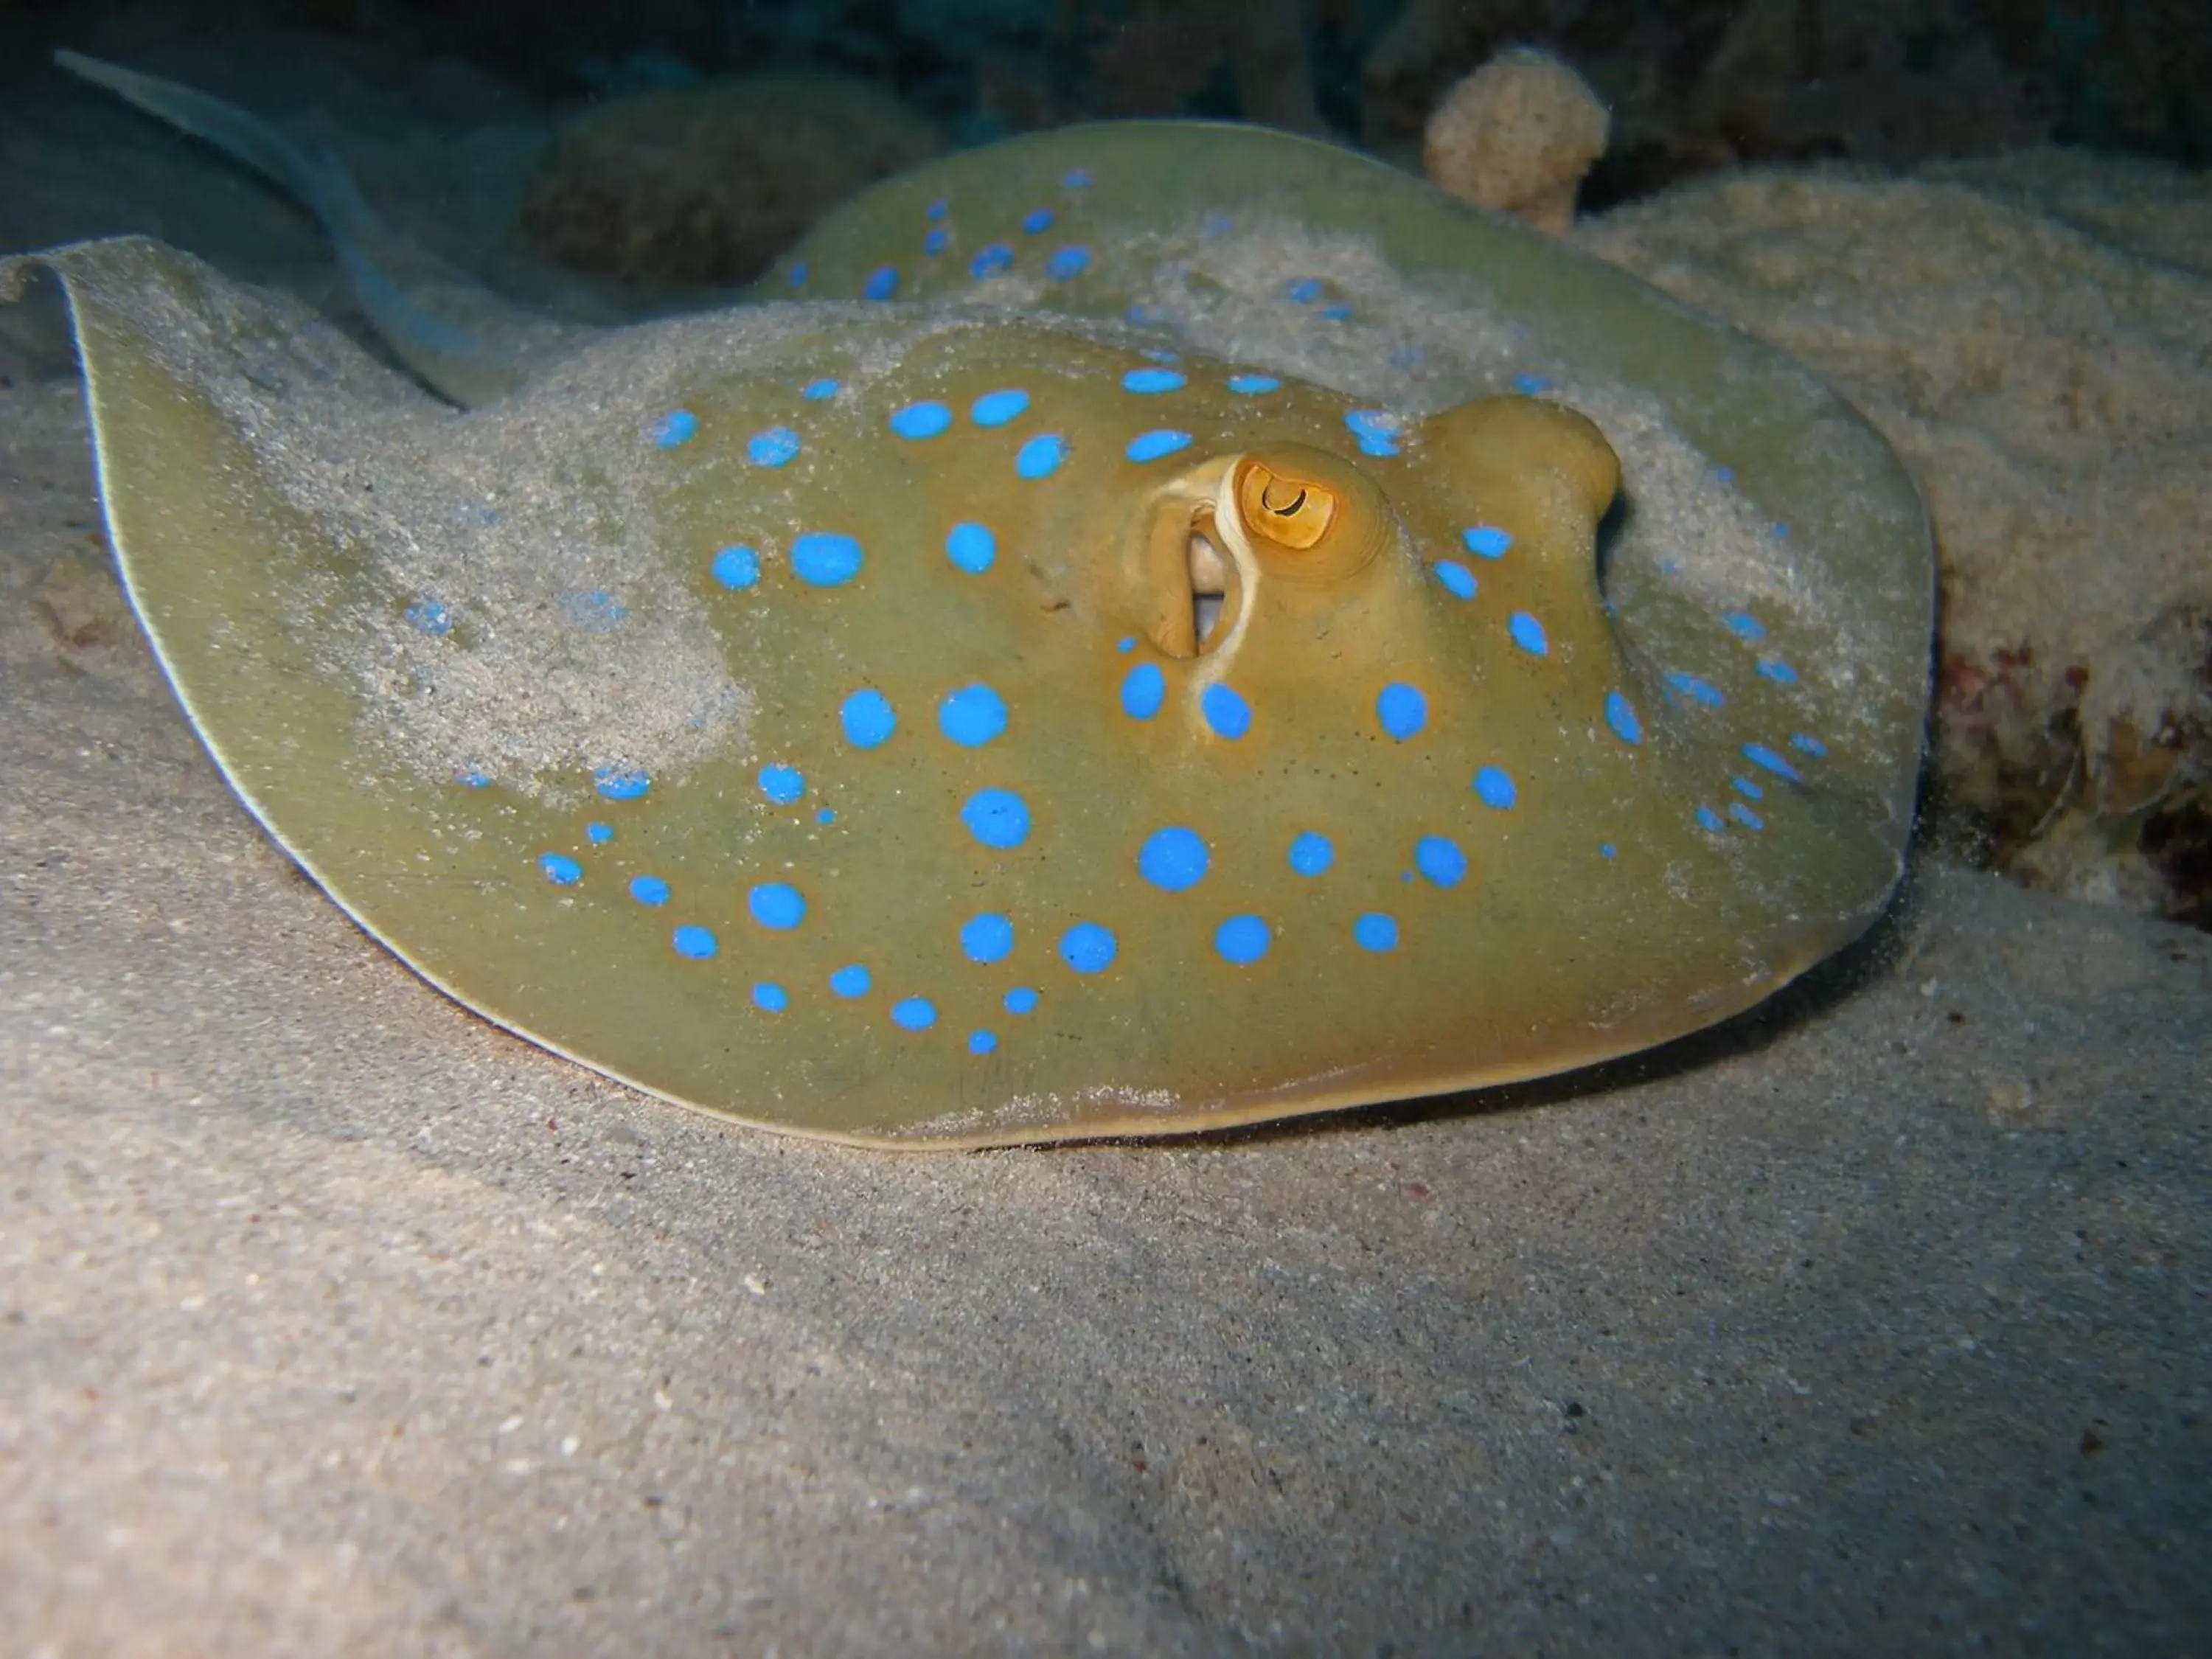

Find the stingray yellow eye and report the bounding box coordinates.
[1228,448,1390,584]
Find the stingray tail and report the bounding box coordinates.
[55,49,592,406]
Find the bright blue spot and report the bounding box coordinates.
[1354,913,1398,953]
[1601,842,1618,860]
[789,262,809,286]
[1226,373,1280,394]
[817,808,837,824]
[1462,525,1512,559]
[747,427,801,467]
[927,196,948,220]
[1733,776,1764,800]
[1509,612,1548,656]
[629,874,670,906]
[1666,672,1725,709]
[672,925,718,960]
[1137,827,1209,891]
[961,913,1015,964]
[1046,246,1092,280]
[830,964,872,998]
[456,768,492,789]
[1792,733,1829,757]
[802,378,840,400]
[1127,430,1192,462]
[1743,742,1803,782]
[1201,684,1251,740]
[1321,303,1352,321]
[1214,915,1271,964]
[968,1030,998,1056]
[1696,805,1725,833]
[1474,765,1517,810]
[1377,682,1427,741]
[939,684,1009,747]
[1062,168,1091,188]
[841,688,896,748]
[971,388,1031,427]
[924,228,948,256]
[752,981,787,1010]
[1060,922,1118,974]
[1016,434,1068,479]
[961,788,1032,849]
[711,545,760,590]
[1723,611,1766,641]
[1005,987,1040,1015]
[1344,409,1400,456]
[863,265,898,300]
[586,821,613,844]
[759,762,805,804]
[1604,689,1643,745]
[791,532,864,587]
[946,521,997,574]
[562,588,627,632]
[1288,832,1333,877]
[748,883,806,930]
[1121,662,1166,720]
[890,401,952,440]
[970,242,1014,278]
[1415,835,1467,888]
[653,410,697,448]
[1512,372,1551,394]
[1757,658,1799,684]
[594,767,650,801]
[1433,560,1478,600]
[1714,465,1736,483]
[1772,522,1790,539]
[1116,636,1136,653]
[1022,206,1055,234]
[1122,367,1186,394]
[538,852,582,885]
[1286,277,1323,303]
[405,597,450,635]
[1729,803,1766,831]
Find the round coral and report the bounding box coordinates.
[1422,48,1610,234]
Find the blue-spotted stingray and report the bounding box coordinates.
[4,54,1933,1147]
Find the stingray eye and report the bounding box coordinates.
[1229,450,1389,584]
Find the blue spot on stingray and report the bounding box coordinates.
[788,262,808,287]
[969,1030,998,1056]
[405,597,450,635]
[970,243,1014,278]
[1601,842,1618,860]
[456,768,491,789]
[939,684,1008,747]
[1022,206,1055,234]
[1696,805,1725,833]
[961,788,1032,849]
[1214,915,1271,964]
[1125,303,1162,324]
[652,410,697,448]
[1123,367,1186,394]
[1116,636,1136,653]
[1729,803,1766,831]
[712,545,760,589]
[1666,672,1725,709]
[1017,434,1068,479]
[927,197,948,220]
[1203,212,1234,234]
[1354,913,1399,952]
[1226,373,1281,395]
[1377,683,1427,741]
[841,689,896,748]
[1202,684,1251,740]
[672,925,719,960]
[1006,988,1040,1018]
[831,964,872,998]
[892,998,939,1032]
[961,913,1015,964]
[816,808,836,824]
[791,532,864,587]
[1792,733,1829,757]
[747,427,801,467]
[1288,832,1333,877]
[1462,526,1512,559]
[945,521,997,574]
[1433,560,1477,600]
[1743,742,1803,782]
[562,589,627,631]
[748,883,806,930]
[1604,690,1643,745]
[1509,612,1548,656]
[1713,465,1735,483]
[752,981,787,1010]
[586,821,613,844]
[1723,611,1766,641]
[1474,765,1517,810]
[1512,372,1551,394]
[1127,430,1192,462]
[1416,835,1468,888]
[1138,827,1209,891]
[1345,410,1400,456]
[924,228,948,256]
[1046,246,1092,280]
[1121,663,1166,720]
[1733,776,1764,800]
[1321,303,1353,321]
[1757,658,1799,684]
[863,265,898,301]
[802,378,839,400]
[890,402,952,440]
[595,768,650,801]
[1062,168,1091,188]
[971,388,1030,427]
[538,852,582,885]
[629,874,670,906]
[1286,278,1323,303]
[759,763,805,804]
[1060,923,1117,974]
